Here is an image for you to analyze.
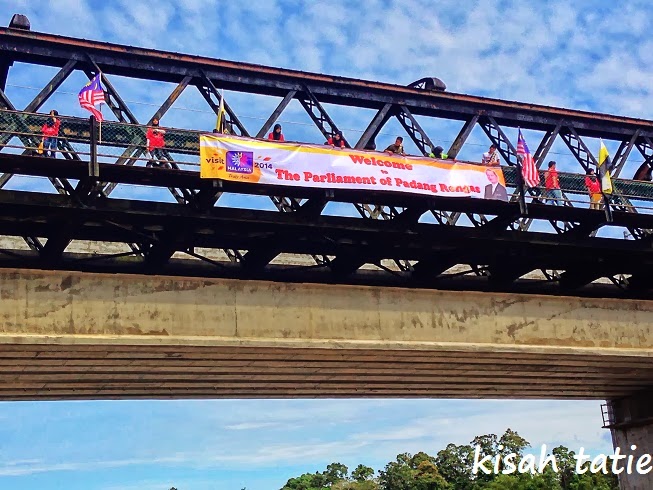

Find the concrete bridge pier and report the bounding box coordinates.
[607,391,653,490]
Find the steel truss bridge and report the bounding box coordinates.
[2,19,653,298]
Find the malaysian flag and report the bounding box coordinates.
[517,129,539,188]
[78,74,105,121]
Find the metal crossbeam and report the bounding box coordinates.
[196,71,249,137]
[509,123,561,229]
[25,59,78,113]
[447,115,479,159]
[356,103,393,150]
[0,92,75,252]
[97,72,193,200]
[611,130,640,179]
[43,69,197,262]
[297,85,348,146]
[560,126,597,172]
[395,105,434,156]
[255,90,297,138]
[633,136,653,181]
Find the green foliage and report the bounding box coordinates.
[278,429,619,490]
[351,464,375,482]
[436,443,475,490]
[378,452,449,490]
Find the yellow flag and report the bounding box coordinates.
[598,139,613,194]
[215,92,225,132]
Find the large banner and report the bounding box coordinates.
[199,135,508,201]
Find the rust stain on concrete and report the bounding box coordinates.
[0,268,651,353]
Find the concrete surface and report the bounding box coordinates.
[0,267,652,400]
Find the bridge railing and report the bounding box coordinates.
[3,108,653,210]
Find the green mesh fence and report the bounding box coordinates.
[3,109,653,202]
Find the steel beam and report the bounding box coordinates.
[395,105,435,156]
[0,58,11,92]
[3,28,653,141]
[509,123,561,230]
[559,268,611,290]
[0,88,77,197]
[560,126,597,173]
[355,103,394,150]
[196,71,249,137]
[447,114,479,159]
[533,121,563,168]
[633,136,653,181]
[611,130,640,179]
[562,128,642,231]
[152,75,192,122]
[297,84,348,146]
[85,63,139,124]
[479,116,518,165]
[98,73,194,199]
[255,90,297,138]
[71,72,197,262]
[24,59,77,113]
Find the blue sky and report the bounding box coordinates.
[0,0,649,488]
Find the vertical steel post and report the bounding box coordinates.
[603,192,613,223]
[515,158,528,216]
[89,116,99,179]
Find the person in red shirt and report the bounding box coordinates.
[41,110,61,158]
[268,124,285,141]
[146,118,166,166]
[544,160,563,205]
[327,131,345,148]
[585,168,602,210]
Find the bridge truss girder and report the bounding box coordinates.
[0,26,652,290]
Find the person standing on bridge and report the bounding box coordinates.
[429,145,448,159]
[585,168,602,210]
[146,118,166,167]
[40,110,60,158]
[327,131,345,148]
[268,123,285,141]
[385,136,405,155]
[544,160,563,205]
[482,144,500,166]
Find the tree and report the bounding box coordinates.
[379,456,415,490]
[281,471,329,490]
[499,428,530,460]
[278,434,620,490]
[352,464,375,482]
[435,443,475,490]
[484,472,561,490]
[413,460,449,490]
[325,462,349,484]
[552,445,576,489]
[378,452,448,490]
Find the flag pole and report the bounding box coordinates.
[99,104,102,144]
[515,127,527,215]
[599,138,613,223]
[98,73,103,144]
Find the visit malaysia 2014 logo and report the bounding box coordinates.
[226,151,254,174]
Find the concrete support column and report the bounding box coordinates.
[608,391,653,490]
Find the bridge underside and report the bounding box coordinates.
[1,268,652,401]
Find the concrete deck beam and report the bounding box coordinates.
[0,268,652,400]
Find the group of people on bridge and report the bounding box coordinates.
[30,108,632,209]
